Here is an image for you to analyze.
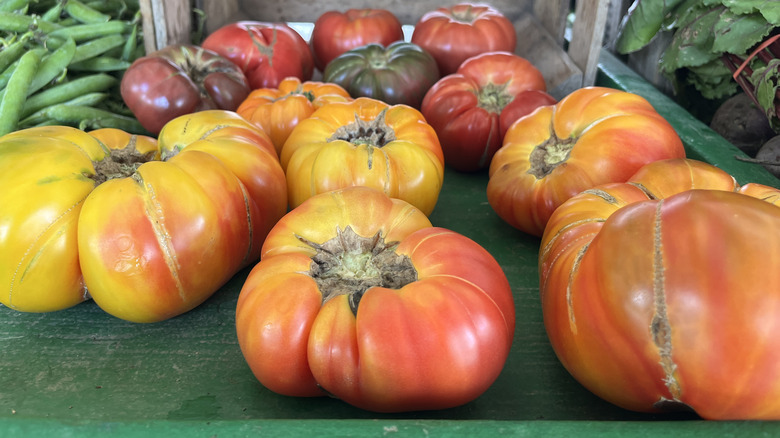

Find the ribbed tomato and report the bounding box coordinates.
[236,186,515,412]
[487,86,686,237]
[540,158,780,420]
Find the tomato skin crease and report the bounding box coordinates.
[236,187,515,412]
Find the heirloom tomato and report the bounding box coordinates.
[236,77,352,155]
[421,51,551,172]
[202,21,314,90]
[411,3,516,76]
[280,97,444,215]
[236,186,515,412]
[323,41,441,109]
[310,8,404,72]
[0,112,287,322]
[120,44,251,135]
[487,86,685,237]
[540,158,780,420]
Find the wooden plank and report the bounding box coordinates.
[532,0,568,46]
[140,0,192,52]
[514,13,583,100]
[568,0,610,87]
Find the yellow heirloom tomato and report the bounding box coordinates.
[0,111,287,322]
[280,97,445,216]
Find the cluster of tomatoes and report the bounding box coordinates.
[4,2,780,419]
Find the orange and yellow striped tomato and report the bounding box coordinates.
[487,86,686,237]
[236,77,352,155]
[236,186,515,412]
[280,97,445,215]
[0,110,287,322]
[539,158,780,420]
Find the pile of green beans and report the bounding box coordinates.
[0,0,149,136]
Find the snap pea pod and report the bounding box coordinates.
[21,73,117,118]
[0,11,60,33]
[0,33,29,73]
[40,1,63,22]
[47,20,130,42]
[28,37,75,95]
[19,92,109,127]
[0,58,19,90]
[0,49,40,136]
[69,56,130,72]
[121,20,139,61]
[71,33,125,64]
[0,0,29,13]
[64,0,110,24]
[25,103,149,134]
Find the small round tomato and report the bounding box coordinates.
[421,51,550,172]
[236,186,515,413]
[310,8,404,72]
[120,44,250,135]
[323,41,440,108]
[280,97,445,216]
[411,3,516,76]
[487,86,686,237]
[202,21,314,90]
[236,77,353,155]
[540,158,780,420]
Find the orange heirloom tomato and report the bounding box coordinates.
[487,86,685,237]
[236,77,352,155]
[280,97,445,215]
[0,112,287,322]
[540,158,780,420]
[235,186,515,413]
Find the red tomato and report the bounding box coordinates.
[202,21,314,90]
[310,8,404,72]
[235,186,515,412]
[540,158,780,420]
[499,89,557,137]
[120,44,250,135]
[487,86,686,237]
[421,51,550,172]
[411,3,516,76]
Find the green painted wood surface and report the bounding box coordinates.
[1,50,779,437]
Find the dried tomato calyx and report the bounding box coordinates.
[477,82,513,114]
[300,226,417,315]
[527,130,576,179]
[327,109,396,146]
[450,5,478,23]
[92,141,156,185]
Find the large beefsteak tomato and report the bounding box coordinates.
[236,186,515,412]
[0,111,287,322]
[280,97,444,216]
[421,51,552,172]
[236,77,352,155]
[202,21,314,90]
[540,158,780,420]
[411,3,516,76]
[310,8,404,72]
[120,44,250,135]
[487,86,686,237]
[323,41,441,109]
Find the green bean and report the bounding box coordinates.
[41,1,63,22]
[21,73,117,117]
[26,103,148,133]
[0,58,19,90]
[20,92,109,126]
[0,12,61,33]
[65,0,110,24]
[0,34,29,73]
[47,20,129,42]
[0,0,29,13]
[68,55,130,72]
[0,49,40,136]
[121,21,138,61]
[71,33,125,64]
[28,39,74,95]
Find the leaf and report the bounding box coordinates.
[750,58,780,128]
[723,0,780,25]
[615,0,688,54]
[660,6,722,71]
[711,11,775,55]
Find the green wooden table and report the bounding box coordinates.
[1,50,778,437]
